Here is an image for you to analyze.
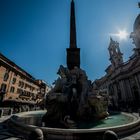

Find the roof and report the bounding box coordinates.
[0,52,40,85]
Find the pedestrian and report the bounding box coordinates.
[0,109,3,118]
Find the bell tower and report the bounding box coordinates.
[67,0,80,70]
[108,38,123,68]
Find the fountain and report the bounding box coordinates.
[6,1,140,140]
[41,0,108,129]
[42,65,109,129]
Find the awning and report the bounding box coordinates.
[3,99,36,105]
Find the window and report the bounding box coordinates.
[12,78,16,84]
[21,77,25,80]
[10,87,15,93]
[14,73,17,76]
[18,81,21,87]
[19,81,24,88]
[25,84,27,89]
[0,84,7,92]
[17,88,23,95]
[21,82,24,88]
[3,72,9,81]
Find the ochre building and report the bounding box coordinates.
[0,52,50,112]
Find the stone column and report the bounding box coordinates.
[113,84,118,107]
[138,74,140,83]
[134,75,140,99]
[119,80,127,102]
[124,79,134,101]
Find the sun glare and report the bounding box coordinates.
[110,30,129,40]
[116,30,128,40]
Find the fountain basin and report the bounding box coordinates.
[7,110,140,140]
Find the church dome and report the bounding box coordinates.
[134,14,140,31]
[130,13,140,48]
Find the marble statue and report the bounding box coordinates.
[43,65,109,128]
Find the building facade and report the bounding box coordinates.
[0,53,50,112]
[93,8,140,110]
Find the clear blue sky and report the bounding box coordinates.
[0,0,139,84]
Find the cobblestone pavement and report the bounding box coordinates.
[121,131,140,140]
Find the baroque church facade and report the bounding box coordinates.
[93,8,140,110]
